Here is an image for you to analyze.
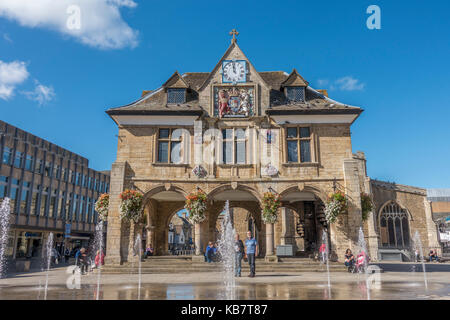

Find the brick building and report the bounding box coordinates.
[0,120,110,269]
[104,31,440,264]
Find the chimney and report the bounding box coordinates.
[317,89,328,97]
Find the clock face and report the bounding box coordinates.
[223,60,246,83]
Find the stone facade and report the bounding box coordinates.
[104,33,439,264]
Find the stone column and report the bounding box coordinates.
[265,223,278,262]
[343,159,363,251]
[364,177,379,261]
[280,208,288,245]
[105,162,126,265]
[424,199,440,254]
[194,223,202,255]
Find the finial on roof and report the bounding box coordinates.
[229,29,239,43]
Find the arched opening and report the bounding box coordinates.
[167,209,194,255]
[207,185,263,255]
[278,187,329,256]
[142,186,187,255]
[379,201,411,249]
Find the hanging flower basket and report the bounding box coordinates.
[185,189,207,224]
[95,193,109,221]
[119,189,143,223]
[324,191,348,224]
[262,192,281,224]
[360,193,373,221]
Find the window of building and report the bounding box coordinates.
[44,161,52,177]
[286,86,305,103]
[71,171,76,184]
[14,151,23,168]
[35,159,43,174]
[10,179,20,213]
[2,147,12,165]
[50,190,57,218]
[157,128,182,163]
[72,195,78,220]
[79,196,85,221]
[167,88,186,104]
[222,128,247,164]
[20,181,31,214]
[286,127,312,163]
[31,185,40,215]
[40,187,49,217]
[25,154,34,171]
[380,202,410,249]
[0,176,8,199]
[58,191,65,219]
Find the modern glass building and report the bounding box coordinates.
[0,120,109,267]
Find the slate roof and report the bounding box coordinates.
[106,71,362,117]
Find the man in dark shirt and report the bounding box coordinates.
[234,234,245,277]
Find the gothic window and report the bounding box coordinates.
[379,202,410,248]
[167,88,186,104]
[286,86,305,103]
[286,127,312,163]
[222,128,247,164]
[157,128,182,163]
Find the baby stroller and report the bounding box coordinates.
[355,251,369,273]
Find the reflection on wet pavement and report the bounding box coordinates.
[1,281,450,300]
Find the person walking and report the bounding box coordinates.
[205,242,216,263]
[244,231,258,278]
[234,234,244,277]
[78,248,88,275]
[94,250,105,268]
[64,248,71,263]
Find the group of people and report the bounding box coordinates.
[73,247,105,275]
[344,248,370,273]
[205,231,259,278]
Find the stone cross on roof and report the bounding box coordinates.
[229,29,239,43]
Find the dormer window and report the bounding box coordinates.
[167,88,186,104]
[286,86,305,103]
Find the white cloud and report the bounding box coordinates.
[22,80,55,105]
[316,79,329,87]
[0,0,138,50]
[316,76,365,91]
[334,76,365,91]
[0,60,29,100]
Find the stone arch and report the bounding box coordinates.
[377,200,414,221]
[207,183,262,203]
[142,184,188,205]
[141,184,188,255]
[279,184,327,204]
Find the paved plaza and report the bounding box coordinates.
[1,264,450,300]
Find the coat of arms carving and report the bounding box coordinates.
[214,87,254,118]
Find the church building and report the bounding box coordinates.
[104,30,440,264]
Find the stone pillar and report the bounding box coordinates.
[194,223,202,255]
[105,162,126,265]
[364,177,379,261]
[343,159,363,251]
[424,199,440,254]
[265,223,277,262]
[146,226,155,248]
[280,208,288,245]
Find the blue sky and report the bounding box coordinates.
[0,0,449,188]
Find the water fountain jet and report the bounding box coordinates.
[44,232,54,300]
[0,198,11,278]
[413,231,428,291]
[134,233,142,300]
[217,201,237,300]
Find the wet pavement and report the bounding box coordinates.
[0,267,449,300]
